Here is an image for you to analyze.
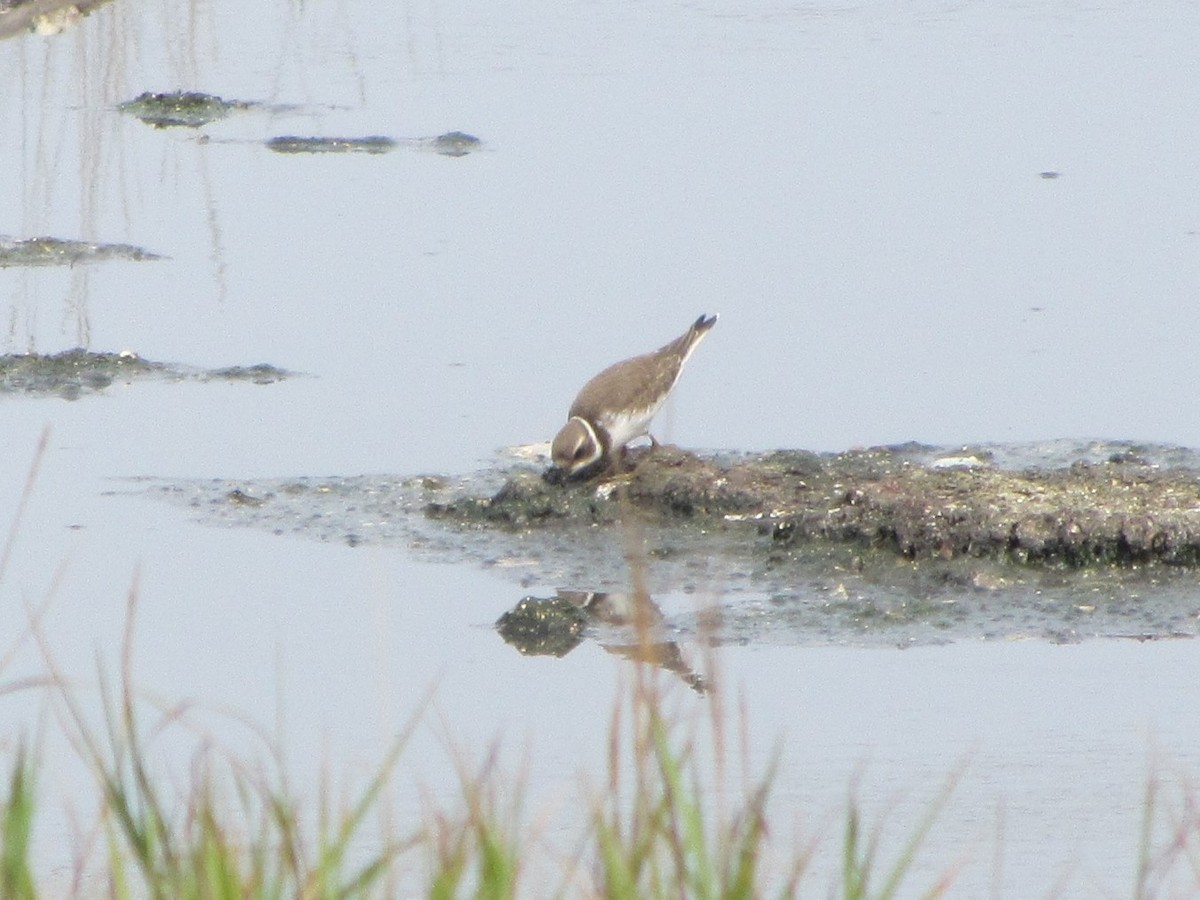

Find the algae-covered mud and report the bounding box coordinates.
[118,91,254,128]
[265,136,398,155]
[439,442,1200,567]
[117,89,482,156]
[0,235,162,267]
[0,350,291,399]
[265,131,481,157]
[136,440,1200,648]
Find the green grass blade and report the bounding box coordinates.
[0,744,37,900]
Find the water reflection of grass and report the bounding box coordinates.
[0,607,929,898]
[2,625,1196,898]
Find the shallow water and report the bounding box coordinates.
[3,0,1200,895]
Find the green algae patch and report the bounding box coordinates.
[0,349,161,398]
[0,349,292,399]
[119,91,253,128]
[266,135,397,155]
[0,235,162,267]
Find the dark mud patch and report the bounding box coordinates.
[0,349,292,400]
[132,441,1200,646]
[0,235,162,267]
[119,91,254,129]
[265,131,481,157]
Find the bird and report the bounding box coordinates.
[550,313,718,478]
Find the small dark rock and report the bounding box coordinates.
[772,520,797,544]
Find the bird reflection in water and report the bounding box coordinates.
[496,588,707,694]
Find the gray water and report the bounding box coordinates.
[3,1,1200,895]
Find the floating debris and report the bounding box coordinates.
[119,91,253,129]
[266,135,397,155]
[0,349,292,400]
[0,235,162,268]
[0,0,114,40]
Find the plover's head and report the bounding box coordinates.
[550,416,604,475]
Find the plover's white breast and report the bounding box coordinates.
[598,402,661,451]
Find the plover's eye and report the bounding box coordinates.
[573,447,587,460]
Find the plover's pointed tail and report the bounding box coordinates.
[691,313,718,336]
[665,313,718,368]
[683,313,718,352]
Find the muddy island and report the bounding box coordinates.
[429,442,1200,569]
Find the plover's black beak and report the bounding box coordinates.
[544,459,608,484]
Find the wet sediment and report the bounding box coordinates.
[429,444,1200,568]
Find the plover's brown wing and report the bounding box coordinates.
[569,351,666,421]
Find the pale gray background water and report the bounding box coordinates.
[3,1,1200,895]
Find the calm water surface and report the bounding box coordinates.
[2,1,1200,895]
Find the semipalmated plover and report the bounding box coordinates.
[550,313,717,478]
